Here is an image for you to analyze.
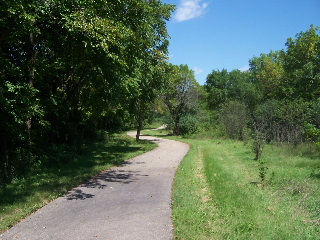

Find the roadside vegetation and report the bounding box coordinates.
[144,129,320,239]
[1,1,319,238]
[1,0,173,232]
[0,133,156,233]
[0,0,175,186]
[148,26,320,239]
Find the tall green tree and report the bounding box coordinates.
[163,64,200,135]
[125,61,170,141]
[204,69,256,110]
[120,0,175,140]
[0,0,175,184]
[281,25,320,100]
[249,51,284,100]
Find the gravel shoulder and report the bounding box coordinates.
[0,132,189,240]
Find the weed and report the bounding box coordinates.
[310,167,320,179]
[258,160,275,185]
[258,160,268,182]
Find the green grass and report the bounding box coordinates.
[144,121,165,130]
[202,140,319,239]
[143,130,320,240]
[0,132,156,233]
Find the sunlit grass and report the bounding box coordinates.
[143,130,320,239]
[0,133,156,233]
[203,140,319,239]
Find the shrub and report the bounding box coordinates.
[219,101,249,140]
[178,114,200,136]
[253,99,310,144]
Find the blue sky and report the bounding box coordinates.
[163,0,320,85]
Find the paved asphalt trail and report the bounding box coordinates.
[0,132,189,240]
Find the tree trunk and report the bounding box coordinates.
[136,118,143,141]
[173,116,180,135]
[26,32,36,148]
[0,130,10,184]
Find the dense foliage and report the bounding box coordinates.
[1,1,318,190]
[162,64,202,136]
[0,0,174,185]
[204,25,320,148]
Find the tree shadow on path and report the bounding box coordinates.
[65,162,149,200]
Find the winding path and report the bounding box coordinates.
[0,132,189,240]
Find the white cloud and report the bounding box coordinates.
[174,0,209,22]
[239,65,250,72]
[193,66,203,75]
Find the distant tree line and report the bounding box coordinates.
[163,26,320,147]
[0,0,175,185]
[204,26,320,151]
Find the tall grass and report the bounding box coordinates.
[0,133,156,233]
[203,140,319,239]
[144,130,320,239]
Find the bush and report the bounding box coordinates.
[253,99,310,144]
[219,101,249,140]
[310,98,320,127]
[305,123,320,149]
[178,114,200,136]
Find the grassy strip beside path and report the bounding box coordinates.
[202,140,319,239]
[0,133,156,233]
[144,130,320,239]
